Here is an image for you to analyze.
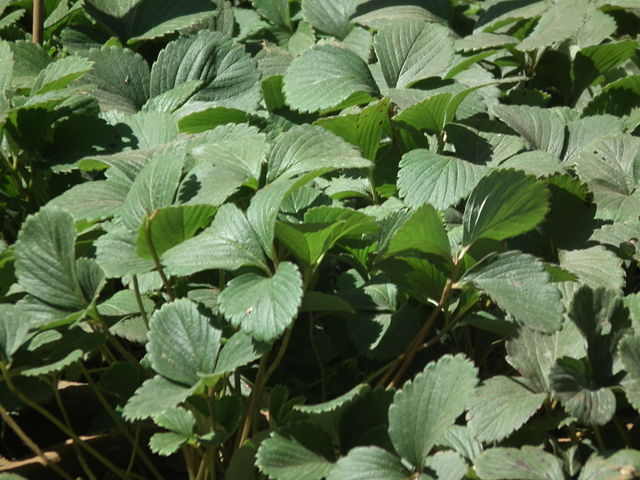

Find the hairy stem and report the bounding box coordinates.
[132,275,150,329]
[236,353,269,448]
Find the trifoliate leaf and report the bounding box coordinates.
[398,150,486,210]
[474,446,564,480]
[283,45,378,113]
[462,169,549,246]
[549,357,616,426]
[149,432,189,456]
[219,262,303,342]
[326,447,410,480]
[388,354,478,468]
[213,331,264,376]
[123,375,195,421]
[95,225,154,278]
[579,449,640,480]
[301,0,357,39]
[162,203,268,276]
[574,133,640,221]
[150,31,260,110]
[562,115,624,165]
[266,124,371,182]
[135,205,216,259]
[517,0,592,52]
[77,46,150,113]
[423,451,468,480]
[619,335,640,415]
[120,111,178,149]
[256,423,335,480]
[15,208,85,310]
[558,247,625,292]
[467,376,546,442]
[48,180,128,221]
[439,426,483,462]
[374,19,454,88]
[120,153,184,231]
[0,305,29,361]
[492,104,566,159]
[462,251,563,332]
[31,56,93,95]
[147,299,221,386]
[506,323,585,393]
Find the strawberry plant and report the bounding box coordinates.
[1,0,640,479]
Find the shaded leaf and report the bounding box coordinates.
[326,446,410,480]
[474,446,564,480]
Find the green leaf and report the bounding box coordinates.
[122,111,179,149]
[439,426,483,463]
[256,423,335,480]
[378,204,451,264]
[301,0,357,39]
[15,208,86,310]
[98,289,154,317]
[474,447,564,480]
[573,40,638,100]
[467,376,546,442]
[283,45,378,113]
[121,153,184,231]
[77,46,150,113]
[150,31,260,110]
[295,384,369,414]
[277,207,377,269]
[149,407,196,454]
[31,56,93,95]
[374,19,454,88]
[492,105,566,159]
[147,299,220,386]
[253,0,291,31]
[619,335,640,414]
[584,75,640,117]
[48,180,128,221]
[178,106,248,134]
[135,205,216,259]
[422,451,468,480]
[84,0,217,43]
[142,80,203,113]
[558,247,625,292]
[326,447,410,480]
[398,150,486,210]
[549,357,616,426]
[579,449,640,480]
[123,375,195,421]
[573,133,640,221]
[462,251,563,332]
[149,432,189,456]
[219,262,303,342]
[0,305,29,361]
[506,323,585,393]
[162,203,268,277]
[562,115,624,165]
[95,225,154,278]
[191,125,268,180]
[388,354,477,468]
[462,169,549,246]
[356,97,391,160]
[517,0,592,52]
[266,124,371,182]
[213,331,263,376]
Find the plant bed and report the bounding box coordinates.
[1,0,640,479]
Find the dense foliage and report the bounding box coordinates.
[1,0,640,478]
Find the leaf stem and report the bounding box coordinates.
[308,317,327,401]
[144,210,176,301]
[132,275,150,329]
[0,401,75,480]
[387,278,454,389]
[236,353,269,448]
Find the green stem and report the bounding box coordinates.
[0,401,75,480]
[1,366,140,480]
[183,446,197,480]
[367,170,379,204]
[145,210,176,301]
[236,353,269,449]
[80,365,165,480]
[593,425,606,450]
[91,307,142,368]
[264,327,294,381]
[613,417,631,448]
[132,275,150,329]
